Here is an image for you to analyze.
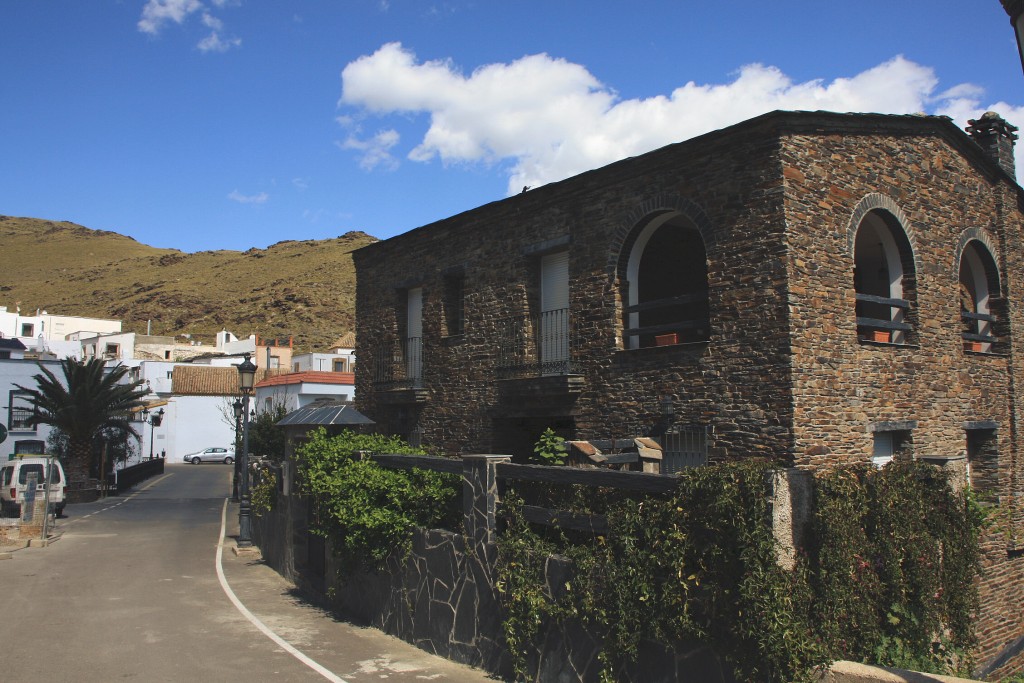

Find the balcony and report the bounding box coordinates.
[496,309,582,416]
[372,337,428,403]
[496,308,577,379]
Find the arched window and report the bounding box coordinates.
[623,213,709,349]
[959,240,1000,353]
[853,210,915,344]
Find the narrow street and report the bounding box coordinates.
[0,464,496,682]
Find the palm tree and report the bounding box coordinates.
[15,358,148,500]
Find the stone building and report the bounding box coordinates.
[353,109,1024,673]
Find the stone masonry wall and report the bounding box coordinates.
[352,111,1024,674]
[354,116,797,461]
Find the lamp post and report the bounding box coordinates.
[148,408,164,461]
[236,354,257,547]
[140,408,149,463]
[232,398,243,501]
[1002,0,1024,75]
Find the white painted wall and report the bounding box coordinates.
[0,358,61,460]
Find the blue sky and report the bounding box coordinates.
[2,1,1022,253]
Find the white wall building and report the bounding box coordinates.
[254,371,355,415]
[0,357,61,460]
[0,306,121,342]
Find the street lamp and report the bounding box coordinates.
[232,398,243,501]
[1002,0,1024,75]
[148,408,164,461]
[236,354,257,547]
[140,408,149,462]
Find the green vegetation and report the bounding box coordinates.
[531,427,568,465]
[294,428,461,571]
[0,215,376,352]
[245,404,288,462]
[496,460,982,682]
[16,358,148,490]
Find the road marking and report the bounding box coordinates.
[215,499,349,683]
[61,473,173,525]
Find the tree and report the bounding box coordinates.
[246,404,289,462]
[16,358,148,497]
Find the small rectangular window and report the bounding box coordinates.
[9,391,35,431]
[872,429,912,468]
[333,359,347,372]
[21,323,34,337]
[966,427,998,492]
[443,273,466,337]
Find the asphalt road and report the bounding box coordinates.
[0,462,497,683]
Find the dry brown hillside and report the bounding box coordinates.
[0,215,378,352]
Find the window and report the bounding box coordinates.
[959,241,1001,353]
[443,272,466,337]
[623,213,709,349]
[870,425,913,467]
[104,343,119,358]
[333,359,348,372]
[164,350,171,360]
[404,287,423,384]
[0,351,9,360]
[853,209,915,344]
[20,323,33,337]
[966,424,998,492]
[294,362,301,372]
[269,355,280,369]
[540,252,570,374]
[8,391,35,431]
[13,440,45,456]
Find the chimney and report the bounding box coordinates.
[967,111,1019,179]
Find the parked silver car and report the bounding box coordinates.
[184,447,235,465]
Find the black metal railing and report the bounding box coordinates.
[496,308,576,378]
[372,337,423,390]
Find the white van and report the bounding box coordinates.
[0,456,66,518]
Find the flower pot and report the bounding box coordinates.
[871,330,890,343]
[655,333,679,346]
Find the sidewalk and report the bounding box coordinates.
[219,505,499,683]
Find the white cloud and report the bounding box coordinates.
[138,0,240,52]
[339,43,1023,194]
[228,190,268,204]
[138,0,202,35]
[292,177,309,191]
[201,12,223,30]
[198,31,241,53]
[337,129,401,171]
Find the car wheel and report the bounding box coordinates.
[191,457,202,465]
[224,457,234,465]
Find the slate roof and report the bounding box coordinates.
[0,338,27,350]
[276,402,374,427]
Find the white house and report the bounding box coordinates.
[0,306,121,343]
[0,356,61,460]
[254,371,356,415]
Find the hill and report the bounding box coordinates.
[0,215,378,352]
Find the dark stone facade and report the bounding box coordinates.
[353,110,1024,675]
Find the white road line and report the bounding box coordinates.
[215,499,349,683]
[61,473,173,525]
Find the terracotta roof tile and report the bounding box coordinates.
[256,371,355,388]
[172,365,285,396]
